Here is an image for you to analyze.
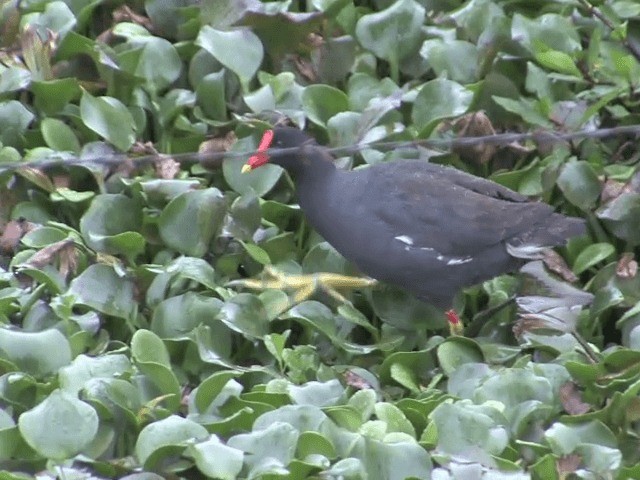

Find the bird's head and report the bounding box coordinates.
[242,127,317,173]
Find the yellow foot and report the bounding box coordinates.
[228,265,377,304]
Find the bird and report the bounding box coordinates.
[239,126,586,326]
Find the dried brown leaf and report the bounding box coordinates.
[446,111,498,164]
[293,54,316,83]
[26,238,75,269]
[559,381,590,415]
[543,250,578,283]
[155,156,180,180]
[344,370,371,390]
[556,454,581,475]
[0,219,35,253]
[616,252,638,279]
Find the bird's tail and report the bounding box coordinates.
[507,214,586,259]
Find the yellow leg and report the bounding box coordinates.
[228,265,377,304]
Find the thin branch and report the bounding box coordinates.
[2,124,640,174]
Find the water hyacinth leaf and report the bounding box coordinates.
[412,79,473,133]
[196,70,227,121]
[59,353,132,395]
[31,78,82,115]
[18,389,98,460]
[0,328,71,377]
[350,437,432,479]
[0,66,31,94]
[151,293,223,339]
[80,193,145,259]
[135,415,209,466]
[131,329,181,411]
[420,39,479,84]
[355,0,425,80]
[195,370,243,412]
[437,338,484,376]
[164,256,217,290]
[186,435,244,480]
[196,26,263,85]
[302,84,349,127]
[41,118,80,153]
[80,91,136,151]
[573,243,616,275]
[511,13,581,54]
[116,35,182,92]
[556,161,601,209]
[68,264,137,320]
[217,293,270,339]
[227,421,299,472]
[287,379,344,407]
[158,188,227,257]
[430,401,509,460]
[0,100,34,147]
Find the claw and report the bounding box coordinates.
[228,266,377,305]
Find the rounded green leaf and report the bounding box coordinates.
[18,390,98,460]
[80,193,145,259]
[135,415,209,465]
[556,161,601,209]
[355,0,425,64]
[573,243,616,275]
[437,338,484,376]
[0,328,71,377]
[41,118,80,153]
[196,26,263,84]
[302,85,349,127]
[187,436,244,480]
[68,264,136,320]
[196,70,227,121]
[535,50,581,76]
[0,100,34,147]
[420,39,479,84]
[412,79,473,133]
[158,188,227,257]
[80,90,136,151]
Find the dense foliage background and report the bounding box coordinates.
[1,0,640,478]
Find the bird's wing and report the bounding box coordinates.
[367,161,556,256]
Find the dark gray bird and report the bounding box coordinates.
[243,127,586,317]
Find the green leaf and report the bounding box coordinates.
[0,100,34,147]
[80,194,145,259]
[68,264,137,320]
[40,117,80,153]
[158,188,227,257]
[196,70,227,121]
[412,79,473,133]
[239,240,272,265]
[135,415,209,466]
[186,436,244,480]
[0,328,71,377]
[535,50,581,77]
[302,85,349,127]
[556,161,601,210]
[18,390,98,460]
[196,26,264,85]
[573,243,616,275]
[355,0,425,80]
[79,90,136,151]
[420,39,479,83]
